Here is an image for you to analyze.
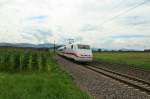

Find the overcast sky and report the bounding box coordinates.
[0,0,150,49]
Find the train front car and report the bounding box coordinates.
[57,43,93,62]
[74,44,93,62]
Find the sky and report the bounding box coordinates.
[0,0,150,50]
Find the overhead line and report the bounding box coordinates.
[100,0,150,25]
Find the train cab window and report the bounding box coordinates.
[78,44,90,49]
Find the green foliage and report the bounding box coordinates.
[94,52,150,70]
[0,48,89,99]
[0,48,51,73]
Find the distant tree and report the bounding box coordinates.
[144,49,150,52]
[118,49,123,52]
[111,50,115,52]
[98,49,102,52]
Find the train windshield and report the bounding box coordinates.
[78,44,90,49]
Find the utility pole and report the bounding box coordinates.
[54,40,56,54]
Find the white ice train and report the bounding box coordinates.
[57,43,93,62]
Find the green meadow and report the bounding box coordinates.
[0,48,89,99]
[94,52,150,70]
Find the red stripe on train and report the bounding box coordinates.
[64,52,91,58]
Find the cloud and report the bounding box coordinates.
[110,38,150,50]
[28,16,48,23]
[111,34,150,39]
[0,0,150,50]
[96,34,150,50]
[22,28,53,43]
[80,24,97,32]
[34,29,53,36]
[119,16,150,26]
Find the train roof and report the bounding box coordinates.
[58,43,90,47]
[66,43,90,45]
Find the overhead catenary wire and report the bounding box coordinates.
[94,0,150,50]
[100,0,150,25]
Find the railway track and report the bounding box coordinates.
[84,65,150,95]
[92,60,150,73]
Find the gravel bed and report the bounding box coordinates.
[55,56,150,99]
[91,61,150,82]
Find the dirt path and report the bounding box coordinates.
[55,55,150,99]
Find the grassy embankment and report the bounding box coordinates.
[93,52,150,70]
[0,48,89,99]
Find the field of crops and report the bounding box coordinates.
[93,52,150,70]
[0,48,89,99]
[0,48,50,73]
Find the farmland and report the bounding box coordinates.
[93,52,150,70]
[0,48,89,99]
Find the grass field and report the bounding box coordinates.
[0,48,89,99]
[93,52,150,70]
